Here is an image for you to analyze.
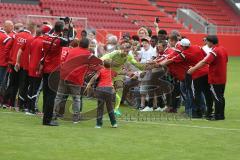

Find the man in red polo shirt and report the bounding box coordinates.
[153,40,173,112]
[188,35,228,120]
[40,21,74,126]
[54,38,101,123]
[53,38,98,124]
[155,39,185,113]
[166,38,213,118]
[0,30,11,82]
[3,22,36,109]
[0,21,14,106]
[15,24,38,111]
[25,26,51,114]
[0,29,11,105]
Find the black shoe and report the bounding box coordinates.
[43,121,59,126]
[191,109,203,118]
[207,115,225,121]
[206,115,213,120]
[192,115,203,118]
[191,113,203,118]
[215,115,225,120]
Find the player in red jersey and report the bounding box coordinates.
[0,29,11,105]
[188,35,228,120]
[24,26,51,114]
[159,35,185,113]
[15,29,36,111]
[0,20,14,83]
[40,21,74,126]
[2,22,36,109]
[165,38,213,118]
[0,21,14,106]
[0,29,11,84]
[53,38,90,124]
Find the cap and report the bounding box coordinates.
[41,24,52,34]
[141,36,151,43]
[180,38,191,47]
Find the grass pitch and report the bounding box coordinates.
[0,57,240,160]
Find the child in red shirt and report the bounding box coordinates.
[86,60,117,128]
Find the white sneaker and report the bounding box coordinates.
[73,121,79,124]
[111,124,118,128]
[25,112,35,116]
[154,107,162,112]
[161,106,168,112]
[95,125,102,129]
[140,106,153,112]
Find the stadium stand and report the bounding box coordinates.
[154,0,240,26]
[0,0,189,32]
[0,2,43,23]
[108,0,190,33]
[0,0,240,34]
[39,0,138,30]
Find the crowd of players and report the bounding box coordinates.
[0,19,228,127]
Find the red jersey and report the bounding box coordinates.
[8,31,16,38]
[167,48,187,81]
[60,47,92,86]
[155,47,174,63]
[21,37,34,70]
[42,33,69,73]
[171,45,209,80]
[203,45,228,84]
[4,31,16,65]
[175,41,183,51]
[98,68,117,87]
[7,30,33,66]
[28,36,44,77]
[0,30,11,67]
[155,47,186,81]
[61,47,71,64]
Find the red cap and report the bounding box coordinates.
[41,25,52,34]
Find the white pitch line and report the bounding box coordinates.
[0,112,16,114]
[1,111,240,131]
[120,120,240,132]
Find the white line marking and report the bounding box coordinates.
[120,120,240,132]
[1,111,240,131]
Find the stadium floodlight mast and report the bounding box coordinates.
[22,15,88,29]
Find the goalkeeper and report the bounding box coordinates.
[101,40,143,116]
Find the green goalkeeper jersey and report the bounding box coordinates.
[101,50,143,81]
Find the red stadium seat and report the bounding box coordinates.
[1,0,239,34]
[155,0,240,27]
[108,0,189,32]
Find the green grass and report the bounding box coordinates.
[1,57,240,160]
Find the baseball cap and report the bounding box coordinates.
[180,38,191,47]
[41,24,52,34]
[141,36,151,43]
